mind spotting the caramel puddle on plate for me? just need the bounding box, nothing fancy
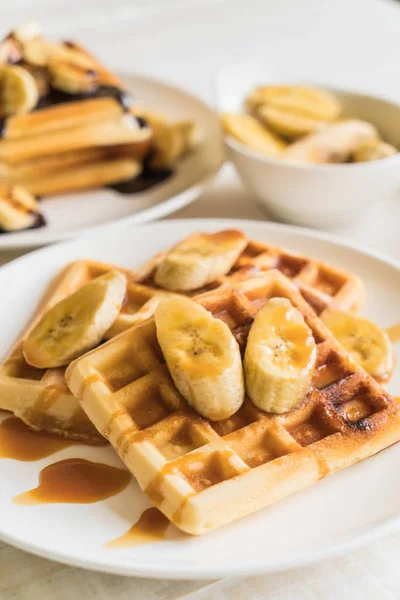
[13,458,131,505]
[105,507,170,549]
[386,323,400,343]
[0,417,74,461]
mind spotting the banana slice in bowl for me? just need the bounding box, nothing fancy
[244,297,317,414]
[221,113,286,157]
[155,296,245,421]
[320,309,394,380]
[154,230,247,291]
[23,270,127,368]
[246,85,341,122]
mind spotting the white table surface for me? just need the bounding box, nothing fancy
[1,1,400,598]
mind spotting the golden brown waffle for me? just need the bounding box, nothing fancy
[66,270,399,534]
[0,259,175,442]
[131,236,365,315]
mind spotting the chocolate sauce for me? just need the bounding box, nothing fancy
[35,85,134,113]
[0,118,7,139]
[0,212,46,234]
[108,165,173,194]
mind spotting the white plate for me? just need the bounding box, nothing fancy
[0,76,223,249]
[1,219,400,580]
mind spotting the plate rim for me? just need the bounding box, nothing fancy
[1,217,400,579]
[0,74,223,250]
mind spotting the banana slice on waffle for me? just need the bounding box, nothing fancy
[154,230,247,291]
[244,297,317,413]
[0,64,38,116]
[353,140,398,162]
[221,113,286,157]
[0,185,42,232]
[284,119,379,164]
[24,270,127,368]
[321,309,394,380]
[48,49,98,94]
[155,296,245,420]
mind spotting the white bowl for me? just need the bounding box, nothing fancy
[221,81,400,229]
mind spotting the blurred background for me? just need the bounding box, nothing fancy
[3,0,400,104]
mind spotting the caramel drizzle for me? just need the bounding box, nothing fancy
[104,507,169,549]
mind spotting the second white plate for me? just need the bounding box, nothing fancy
[0,76,223,249]
[0,219,399,579]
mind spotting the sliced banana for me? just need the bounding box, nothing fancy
[256,104,328,140]
[141,110,197,168]
[284,119,379,164]
[0,185,41,231]
[244,298,317,414]
[48,50,98,94]
[154,230,247,291]
[23,270,127,368]
[246,85,341,122]
[0,65,39,116]
[22,37,61,67]
[321,309,393,379]
[155,297,245,421]
[12,22,42,44]
[353,140,398,162]
[0,36,23,65]
[221,113,286,157]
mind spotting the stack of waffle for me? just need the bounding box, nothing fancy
[0,23,197,232]
[1,229,398,535]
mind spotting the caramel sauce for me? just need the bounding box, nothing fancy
[270,304,314,369]
[104,507,169,549]
[0,417,73,461]
[13,458,131,505]
[36,384,70,408]
[386,323,400,343]
[314,363,343,388]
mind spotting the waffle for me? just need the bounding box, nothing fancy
[0,259,175,442]
[131,236,365,315]
[0,26,198,208]
[66,270,399,534]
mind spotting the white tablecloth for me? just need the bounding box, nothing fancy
[1,1,400,598]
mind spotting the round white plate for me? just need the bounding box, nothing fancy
[0,76,223,249]
[1,219,400,579]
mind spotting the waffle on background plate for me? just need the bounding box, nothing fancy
[0,23,198,232]
[0,230,366,443]
[66,269,400,534]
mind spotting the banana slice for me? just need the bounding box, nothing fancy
[321,309,393,379]
[246,86,341,122]
[24,270,127,368]
[154,230,247,291]
[353,140,398,162]
[256,105,327,139]
[0,36,23,65]
[155,297,245,420]
[284,119,379,164]
[141,110,198,168]
[0,65,39,116]
[12,22,42,44]
[48,50,98,94]
[22,37,61,67]
[0,185,41,231]
[221,113,286,157]
[244,298,317,414]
